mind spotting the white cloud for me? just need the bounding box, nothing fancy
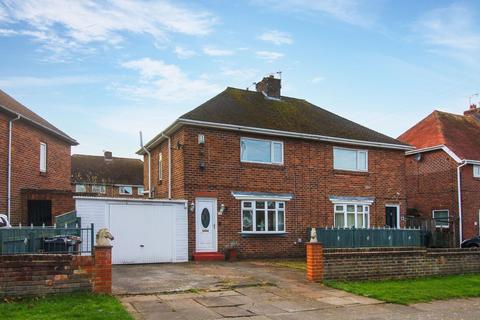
[203,46,235,56]
[174,46,196,59]
[221,68,259,82]
[0,0,216,58]
[258,30,293,45]
[256,50,284,61]
[415,4,480,51]
[251,0,374,27]
[118,57,221,102]
[312,76,325,83]
[0,75,103,88]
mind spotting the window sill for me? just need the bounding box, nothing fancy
[240,232,287,238]
[39,171,47,177]
[240,162,285,170]
[333,169,369,176]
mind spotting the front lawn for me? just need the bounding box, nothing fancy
[0,293,132,320]
[326,274,480,304]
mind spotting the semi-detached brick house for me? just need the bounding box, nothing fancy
[138,76,412,259]
[0,90,78,226]
[71,151,144,198]
[398,106,480,246]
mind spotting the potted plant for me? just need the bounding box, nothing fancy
[224,240,239,262]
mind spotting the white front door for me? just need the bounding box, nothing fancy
[195,198,217,252]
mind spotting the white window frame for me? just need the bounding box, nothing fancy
[333,203,370,228]
[119,186,133,195]
[432,209,449,228]
[333,147,368,172]
[75,184,86,193]
[138,187,144,195]
[474,165,480,178]
[40,142,47,173]
[158,153,163,181]
[91,185,106,194]
[385,204,401,229]
[241,200,286,234]
[240,137,284,165]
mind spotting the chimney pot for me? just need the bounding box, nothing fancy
[104,151,112,160]
[255,75,281,99]
[470,104,477,110]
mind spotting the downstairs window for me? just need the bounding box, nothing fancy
[241,200,285,233]
[334,204,370,228]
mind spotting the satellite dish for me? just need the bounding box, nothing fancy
[413,153,422,162]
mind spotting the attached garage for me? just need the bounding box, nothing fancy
[75,197,188,264]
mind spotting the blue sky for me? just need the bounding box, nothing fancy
[1,0,479,157]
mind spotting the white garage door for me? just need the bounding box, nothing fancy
[75,197,188,264]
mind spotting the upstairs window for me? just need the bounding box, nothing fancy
[119,186,133,195]
[240,138,283,165]
[91,185,106,194]
[158,153,163,181]
[75,184,86,193]
[40,142,47,172]
[333,147,368,172]
[474,165,480,178]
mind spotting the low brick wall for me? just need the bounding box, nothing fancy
[322,247,480,281]
[0,246,112,298]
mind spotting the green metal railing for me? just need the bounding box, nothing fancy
[309,227,426,248]
[0,224,94,255]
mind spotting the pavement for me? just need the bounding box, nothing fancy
[114,261,480,320]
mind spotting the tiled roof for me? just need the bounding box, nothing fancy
[398,110,480,160]
[71,154,144,186]
[180,87,408,147]
[0,89,78,145]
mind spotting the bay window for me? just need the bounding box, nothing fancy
[242,200,285,233]
[334,204,370,228]
[240,137,283,165]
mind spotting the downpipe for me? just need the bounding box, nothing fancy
[139,131,152,198]
[457,161,468,247]
[161,133,172,199]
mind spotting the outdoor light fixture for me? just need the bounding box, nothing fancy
[218,203,226,215]
[189,202,195,213]
[198,134,205,144]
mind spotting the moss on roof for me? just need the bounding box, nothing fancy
[180,87,407,146]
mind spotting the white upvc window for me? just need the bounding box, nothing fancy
[334,204,370,228]
[138,187,144,195]
[241,200,285,233]
[40,142,47,172]
[433,210,449,228]
[240,137,283,165]
[75,184,86,193]
[333,147,368,172]
[158,153,163,181]
[474,165,480,178]
[119,186,133,195]
[91,185,106,194]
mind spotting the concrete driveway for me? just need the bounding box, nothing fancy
[114,261,480,320]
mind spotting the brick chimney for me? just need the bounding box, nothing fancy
[464,104,480,121]
[104,151,113,161]
[256,75,281,99]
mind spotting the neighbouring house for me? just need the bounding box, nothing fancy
[398,105,480,245]
[138,76,412,259]
[0,90,78,226]
[72,152,144,197]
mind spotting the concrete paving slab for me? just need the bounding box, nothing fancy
[270,299,330,312]
[195,296,246,307]
[316,296,359,306]
[132,300,173,314]
[211,306,255,317]
[240,302,287,315]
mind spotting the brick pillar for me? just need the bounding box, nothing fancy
[93,246,112,294]
[306,242,323,282]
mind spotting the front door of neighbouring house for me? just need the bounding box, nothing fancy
[195,198,217,252]
[385,206,399,228]
[27,200,52,226]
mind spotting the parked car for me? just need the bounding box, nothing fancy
[461,236,480,248]
[0,214,11,228]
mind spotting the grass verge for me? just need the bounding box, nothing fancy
[0,293,132,320]
[325,274,480,304]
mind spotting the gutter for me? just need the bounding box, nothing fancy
[161,133,172,199]
[139,131,152,198]
[7,114,21,221]
[457,161,468,247]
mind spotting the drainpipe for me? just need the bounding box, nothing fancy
[7,114,21,221]
[457,161,468,247]
[139,131,152,198]
[161,133,172,199]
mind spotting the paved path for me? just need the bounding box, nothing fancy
[115,261,480,319]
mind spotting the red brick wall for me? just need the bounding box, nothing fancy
[0,113,73,225]
[405,150,480,243]
[147,125,407,258]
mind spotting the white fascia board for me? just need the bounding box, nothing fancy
[464,159,480,165]
[405,145,462,163]
[140,118,413,153]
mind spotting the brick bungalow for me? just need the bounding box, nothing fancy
[0,90,78,225]
[138,76,412,259]
[72,151,144,197]
[398,105,480,246]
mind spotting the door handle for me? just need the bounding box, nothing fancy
[140,244,144,248]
